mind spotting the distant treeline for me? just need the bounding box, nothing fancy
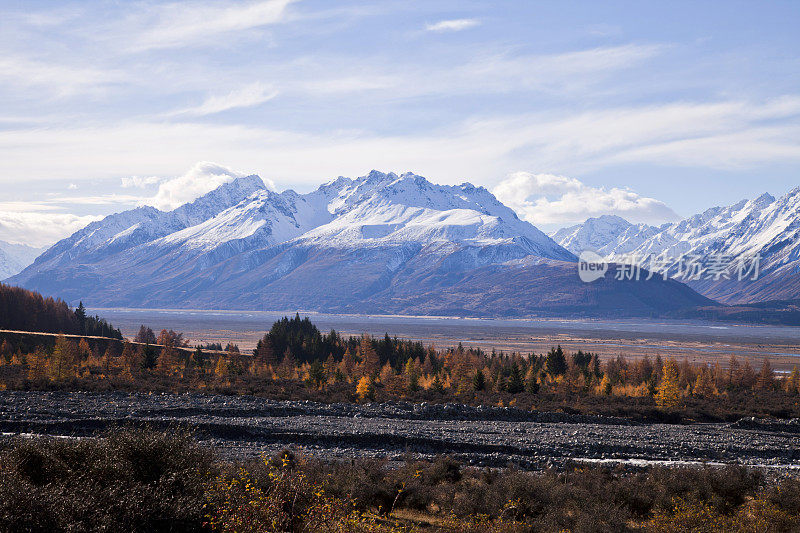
[0,283,122,339]
[254,313,428,366]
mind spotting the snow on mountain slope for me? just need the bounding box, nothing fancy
[33,174,267,266]
[9,169,590,312]
[556,188,800,303]
[551,215,661,257]
[153,188,332,253]
[293,171,574,262]
[0,241,43,280]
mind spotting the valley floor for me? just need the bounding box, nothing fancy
[94,308,800,372]
[1,391,797,473]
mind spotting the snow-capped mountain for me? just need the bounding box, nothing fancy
[9,170,712,316]
[551,215,661,257]
[36,174,265,266]
[0,241,43,280]
[553,189,800,303]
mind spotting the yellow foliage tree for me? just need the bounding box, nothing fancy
[356,376,373,401]
[600,373,613,395]
[77,338,92,361]
[356,335,380,379]
[786,367,800,394]
[693,367,716,398]
[27,350,48,381]
[50,334,77,381]
[214,356,228,378]
[656,359,681,409]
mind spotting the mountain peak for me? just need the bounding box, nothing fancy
[587,214,633,226]
[174,173,267,213]
[755,192,776,203]
[223,173,266,192]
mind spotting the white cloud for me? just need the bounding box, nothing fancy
[67,183,78,190]
[291,44,663,101]
[0,56,125,97]
[121,175,162,188]
[170,83,278,116]
[134,0,295,50]
[0,97,797,190]
[0,211,103,248]
[146,161,273,210]
[426,18,480,32]
[493,172,680,226]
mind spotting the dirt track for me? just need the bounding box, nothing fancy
[1,391,798,471]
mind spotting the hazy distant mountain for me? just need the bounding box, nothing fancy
[551,215,661,257]
[0,241,43,279]
[554,189,800,304]
[10,171,713,317]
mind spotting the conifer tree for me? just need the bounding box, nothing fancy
[656,359,681,408]
[786,367,800,394]
[121,341,138,373]
[139,344,158,370]
[214,356,228,378]
[404,358,420,392]
[0,340,11,364]
[693,367,716,398]
[431,373,444,393]
[356,376,373,401]
[77,338,91,361]
[472,369,486,391]
[307,360,326,389]
[507,363,524,394]
[756,358,774,390]
[192,347,206,372]
[278,348,297,379]
[75,302,87,334]
[134,325,156,345]
[50,334,77,381]
[357,334,380,379]
[525,366,539,394]
[546,345,567,377]
[27,349,48,381]
[600,373,613,395]
[727,355,741,388]
[102,344,115,375]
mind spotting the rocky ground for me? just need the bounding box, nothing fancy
[0,391,797,471]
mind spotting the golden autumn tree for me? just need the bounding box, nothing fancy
[404,358,420,392]
[656,359,681,409]
[600,373,613,395]
[786,367,800,394]
[27,349,48,381]
[77,338,92,361]
[101,344,115,376]
[356,375,374,401]
[49,334,77,381]
[356,335,380,379]
[214,356,228,379]
[120,341,138,372]
[693,366,716,398]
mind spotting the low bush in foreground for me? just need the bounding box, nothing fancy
[0,429,213,532]
[0,429,799,532]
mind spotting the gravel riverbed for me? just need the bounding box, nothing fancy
[0,391,797,471]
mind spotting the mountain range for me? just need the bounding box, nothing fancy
[0,241,43,279]
[552,188,800,304]
[7,171,712,317]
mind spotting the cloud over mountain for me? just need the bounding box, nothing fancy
[146,161,275,211]
[493,171,680,227]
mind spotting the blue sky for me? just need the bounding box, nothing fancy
[0,0,798,246]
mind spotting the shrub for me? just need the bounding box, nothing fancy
[0,428,214,532]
